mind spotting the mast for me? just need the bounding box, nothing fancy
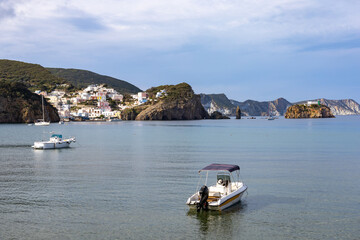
[42,95,45,121]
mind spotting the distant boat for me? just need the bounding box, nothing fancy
[33,134,76,149]
[34,95,50,126]
[59,120,64,124]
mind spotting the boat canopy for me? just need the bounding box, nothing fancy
[51,134,63,138]
[199,163,240,173]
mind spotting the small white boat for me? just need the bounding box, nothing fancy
[267,116,276,120]
[59,120,64,124]
[186,164,247,211]
[35,121,50,126]
[35,95,50,126]
[33,134,76,149]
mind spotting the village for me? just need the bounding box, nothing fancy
[35,84,167,121]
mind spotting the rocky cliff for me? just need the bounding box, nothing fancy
[231,98,292,116]
[122,83,209,120]
[285,104,334,118]
[200,93,235,115]
[0,81,60,123]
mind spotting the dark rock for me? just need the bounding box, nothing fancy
[209,111,230,119]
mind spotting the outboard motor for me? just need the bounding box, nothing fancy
[197,185,209,212]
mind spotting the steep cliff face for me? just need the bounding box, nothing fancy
[319,99,360,115]
[0,82,60,123]
[231,98,292,116]
[122,83,209,121]
[200,94,235,115]
[285,104,334,118]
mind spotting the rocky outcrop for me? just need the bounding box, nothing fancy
[209,111,230,119]
[122,83,209,121]
[0,81,60,123]
[285,104,334,118]
[236,106,241,119]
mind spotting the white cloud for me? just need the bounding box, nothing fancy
[1,0,360,55]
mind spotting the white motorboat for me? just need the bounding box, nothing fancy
[35,95,50,126]
[186,163,248,211]
[33,134,76,149]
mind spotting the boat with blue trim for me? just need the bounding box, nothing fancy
[33,134,76,149]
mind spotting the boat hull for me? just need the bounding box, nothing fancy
[33,139,74,149]
[187,184,247,211]
[34,122,50,126]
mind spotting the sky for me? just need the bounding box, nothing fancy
[1,0,359,102]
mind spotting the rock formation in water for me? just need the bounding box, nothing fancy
[236,106,241,119]
[121,83,209,120]
[0,81,60,123]
[285,104,334,118]
[209,111,230,119]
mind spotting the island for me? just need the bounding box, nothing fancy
[285,103,335,118]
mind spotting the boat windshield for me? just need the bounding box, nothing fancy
[51,134,63,138]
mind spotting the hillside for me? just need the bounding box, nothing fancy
[200,93,235,115]
[0,59,70,92]
[47,68,141,94]
[0,81,59,123]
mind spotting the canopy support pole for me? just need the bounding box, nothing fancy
[205,171,208,186]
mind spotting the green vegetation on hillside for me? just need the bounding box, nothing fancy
[0,60,72,92]
[47,68,141,94]
[0,81,36,99]
[147,82,194,101]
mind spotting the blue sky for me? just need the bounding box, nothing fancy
[1,0,359,102]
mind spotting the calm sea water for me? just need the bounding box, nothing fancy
[0,116,359,240]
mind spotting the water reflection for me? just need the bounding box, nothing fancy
[187,202,246,237]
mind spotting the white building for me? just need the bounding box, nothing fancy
[307,100,319,106]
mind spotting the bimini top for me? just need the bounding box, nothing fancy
[199,163,240,173]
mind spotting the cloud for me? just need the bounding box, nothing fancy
[1,0,360,55]
[0,0,16,20]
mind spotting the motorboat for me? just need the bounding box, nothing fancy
[35,95,50,126]
[33,134,76,149]
[59,120,64,124]
[186,163,248,211]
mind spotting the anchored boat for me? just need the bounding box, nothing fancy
[33,134,76,149]
[186,163,247,211]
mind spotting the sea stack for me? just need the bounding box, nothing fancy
[236,106,241,119]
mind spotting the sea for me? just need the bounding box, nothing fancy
[0,116,359,240]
